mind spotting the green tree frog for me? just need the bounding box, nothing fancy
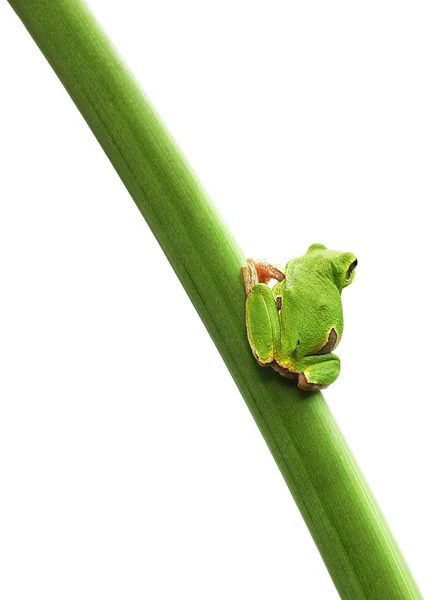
[242,244,357,391]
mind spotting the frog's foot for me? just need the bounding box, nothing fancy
[254,260,285,285]
[242,259,259,296]
[242,259,285,295]
[298,358,341,392]
[271,362,298,380]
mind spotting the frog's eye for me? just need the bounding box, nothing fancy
[345,258,358,281]
[276,296,282,311]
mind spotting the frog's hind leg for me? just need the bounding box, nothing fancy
[296,354,341,391]
[246,283,281,365]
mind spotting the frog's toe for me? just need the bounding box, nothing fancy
[242,259,259,295]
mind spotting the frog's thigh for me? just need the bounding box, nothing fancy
[246,284,280,365]
[295,354,341,391]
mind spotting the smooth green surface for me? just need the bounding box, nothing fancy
[244,244,356,390]
[6,1,422,598]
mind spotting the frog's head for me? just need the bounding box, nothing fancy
[307,243,358,291]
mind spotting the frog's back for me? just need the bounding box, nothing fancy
[281,261,343,357]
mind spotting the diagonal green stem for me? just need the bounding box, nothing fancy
[6,1,422,598]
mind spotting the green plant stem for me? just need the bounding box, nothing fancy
[6,1,422,598]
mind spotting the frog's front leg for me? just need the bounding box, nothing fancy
[245,283,281,365]
[254,260,285,285]
[291,353,341,391]
[242,258,285,295]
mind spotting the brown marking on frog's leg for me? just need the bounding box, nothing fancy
[255,261,286,284]
[242,258,259,296]
[298,372,328,392]
[316,328,338,355]
[271,361,299,380]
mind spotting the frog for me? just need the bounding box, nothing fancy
[241,243,357,391]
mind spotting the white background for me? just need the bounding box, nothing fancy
[0,1,431,598]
